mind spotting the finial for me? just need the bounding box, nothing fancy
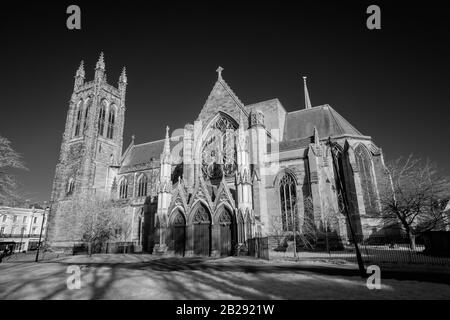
[76,60,85,78]
[216,66,224,80]
[96,52,105,70]
[119,67,127,84]
[131,134,135,143]
[303,75,312,109]
[165,126,170,139]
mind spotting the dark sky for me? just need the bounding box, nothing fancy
[1,1,449,203]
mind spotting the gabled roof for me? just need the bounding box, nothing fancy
[283,104,363,141]
[197,78,247,123]
[120,136,183,172]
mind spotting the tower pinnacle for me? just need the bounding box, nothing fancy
[96,52,105,70]
[76,60,85,78]
[303,76,312,109]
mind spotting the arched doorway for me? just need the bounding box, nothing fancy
[217,207,235,256]
[172,210,186,256]
[193,205,211,256]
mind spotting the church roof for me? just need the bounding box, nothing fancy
[120,136,183,172]
[283,104,363,141]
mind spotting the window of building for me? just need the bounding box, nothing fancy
[355,144,378,214]
[119,179,128,199]
[33,217,37,224]
[67,178,75,196]
[137,174,148,197]
[83,99,91,131]
[106,106,115,139]
[279,173,297,232]
[74,101,83,137]
[22,216,27,224]
[2,215,6,223]
[32,227,37,234]
[98,100,107,136]
[13,215,17,223]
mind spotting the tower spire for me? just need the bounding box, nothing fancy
[303,76,312,109]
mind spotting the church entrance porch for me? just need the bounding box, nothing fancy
[171,210,186,256]
[192,206,212,256]
[217,208,236,256]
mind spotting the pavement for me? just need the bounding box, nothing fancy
[1,253,449,300]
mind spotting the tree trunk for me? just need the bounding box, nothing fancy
[408,232,416,251]
[88,242,92,257]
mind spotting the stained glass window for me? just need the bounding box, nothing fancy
[279,173,297,232]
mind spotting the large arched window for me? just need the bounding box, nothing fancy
[106,105,115,139]
[83,99,92,132]
[279,173,297,232]
[137,174,148,197]
[119,178,128,199]
[73,101,83,137]
[201,114,238,181]
[98,100,107,136]
[355,145,378,214]
[67,178,75,196]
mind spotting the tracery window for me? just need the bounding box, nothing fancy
[83,99,91,132]
[355,145,378,214]
[74,101,82,137]
[279,173,297,232]
[106,105,115,139]
[98,100,107,136]
[137,174,148,197]
[119,178,128,199]
[201,115,237,180]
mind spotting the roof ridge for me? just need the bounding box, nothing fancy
[134,134,183,147]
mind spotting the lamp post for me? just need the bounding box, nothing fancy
[35,201,48,263]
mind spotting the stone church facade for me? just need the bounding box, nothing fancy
[46,54,390,256]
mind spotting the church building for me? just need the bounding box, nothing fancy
[46,53,390,256]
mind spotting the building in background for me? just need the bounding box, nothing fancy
[0,205,47,252]
[46,53,391,256]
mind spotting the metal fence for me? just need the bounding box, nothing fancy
[72,241,136,255]
[267,234,450,266]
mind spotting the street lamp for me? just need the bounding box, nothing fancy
[35,201,49,263]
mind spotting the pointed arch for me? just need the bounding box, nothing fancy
[107,104,116,139]
[66,178,75,196]
[354,143,378,214]
[73,100,83,137]
[98,99,108,136]
[83,98,92,132]
[197,112,239,181]
[119,177,128,199]
[137,173,148,197]
[276,170,298,232]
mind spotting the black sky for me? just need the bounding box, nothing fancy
[1,1,449,203]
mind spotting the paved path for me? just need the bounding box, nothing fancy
[1,254,449,299]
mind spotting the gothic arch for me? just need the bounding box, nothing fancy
[354,143,379,214]
[73,99,83,137]
[188,200,211,225]
[275,170,298,232]
[106,104,116,139]
[118,177,128,199]
[137,173,148,197]
[213,202,235,224]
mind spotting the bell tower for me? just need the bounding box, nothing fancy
[46,53,127,250]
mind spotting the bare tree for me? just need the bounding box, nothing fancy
[0,135,27,205]
[69,195,131,255]
[380,155,450,250]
